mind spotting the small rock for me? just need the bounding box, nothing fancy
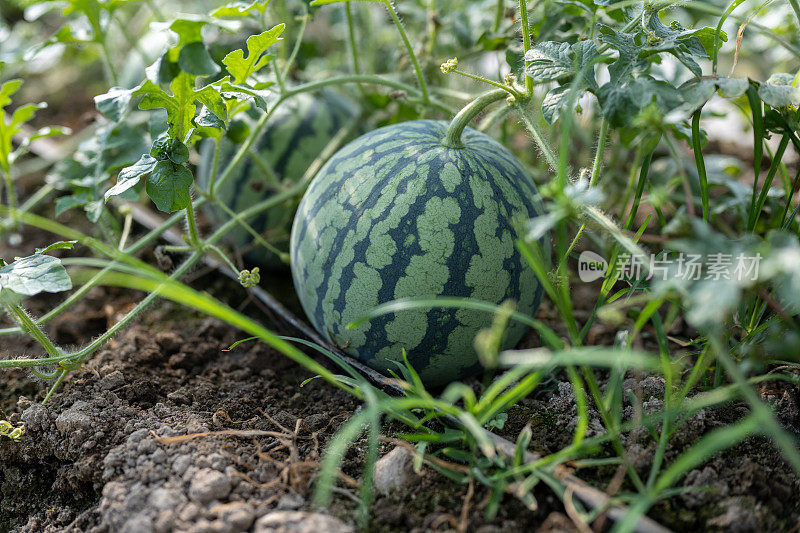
[189,468,231,503]
[172,454,192,476]
[254,511,353,533]
[148,486,186,511]
[99,370,125,390]
[373,446,418,495]
[214,501,255,531]
[167,389,192,405]
[275,492,304,510]
[54,401,93,434]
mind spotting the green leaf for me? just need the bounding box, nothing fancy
[94,86,132,122]
[0,79,22,109]
[35,241,78,254]
[0,80,46,172]
[217,76,273,111]
[178,42,221,76]
[758,73,800,108]
[212,0,270,17]
[105,154,157,201]
[131,72,227,138]
[541,86,571,124]
[597,25,645,85]
[524,41,573,82]
[150,134,190,164]
[0,255,72,297]
[596,84,636,126]
[146,161,193,212]
[55,192,92,217]
[196,106,225,128]
[691,26,727,57]
[222,24,285,84]
[645,16,706,77]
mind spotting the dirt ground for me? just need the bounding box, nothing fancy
[1,217,800,533]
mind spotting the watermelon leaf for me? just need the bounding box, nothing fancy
[178,42,221,77]
[222,24,285,84]
[146,161,194,212]
[105,154,157,201]
[0,255,72,297]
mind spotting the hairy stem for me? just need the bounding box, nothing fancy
[379,0,429,103]
[518,0,533,96]
[442,90,508,149]
[3,297,62,358]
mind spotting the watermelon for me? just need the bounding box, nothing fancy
[290,120,547,386]
[196,91,359,267]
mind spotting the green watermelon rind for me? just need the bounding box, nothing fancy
[290,119,547,386]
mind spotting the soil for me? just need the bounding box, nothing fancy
[1,207,800,533]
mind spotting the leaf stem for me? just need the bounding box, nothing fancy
[450,69,522,98]
[185,201,201,247]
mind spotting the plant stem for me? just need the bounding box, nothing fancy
[493,0,504,32]
[98,36,119,86]
[0,266,113,337]
[589,118,609,186]
[281,11,309,82]
[1,168,18,230]
[204,138,222,198]
[42,369,68,404]
[379,0,429,103]
[691,109,709,221]
[624,149,653,230]
[185,201,201,247]
[425,0,438,57]
[345,4,362,75]
[748,134,790,231]
[3,298,62,358]
[790,0,800,29]
[272,61,287,93]
[118,209,133,250]
[451,69,521,98]
[514,103,559,169]
[518,0,533,96]
[442,90,508,149]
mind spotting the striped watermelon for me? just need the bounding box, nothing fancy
[290,120,546,386]
[197,91,359,267]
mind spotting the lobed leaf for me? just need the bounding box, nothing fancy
[222,24,285,84]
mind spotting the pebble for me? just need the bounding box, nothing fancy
[189,469,232,503]
[373,446,418,495]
